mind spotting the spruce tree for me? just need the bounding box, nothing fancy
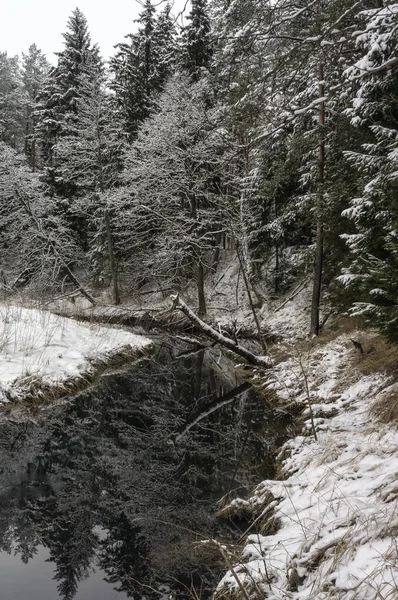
[110,0,177,139]
[21,44,50,170]
[0,53,25,150]
[54,68,125,303]
[152,3,177,91]
[181,0,212,81]
[35,8,101,196]
[212,0,379,329]
[110,0,156,139]
[338,3,398,339]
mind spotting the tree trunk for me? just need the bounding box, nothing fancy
[197,262,206,317]
[274,196,279,294]
[171,295,271,368]
[236,245,268,353]
[194,349,205,400]
[310,2,325,336]
[104,209,120,305]
[31,139,37,173]
[212,231,222,272]
[310,218,323,335]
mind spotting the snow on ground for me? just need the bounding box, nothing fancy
[207,256,312,341]
[0,304,153,403]
[49,254,313,346]
[216,332,398,600]
[260,282,311,341]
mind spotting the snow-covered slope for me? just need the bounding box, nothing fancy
[0,304,152,403]
[216,332,398,600]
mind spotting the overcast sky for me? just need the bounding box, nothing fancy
[2,0,187,63]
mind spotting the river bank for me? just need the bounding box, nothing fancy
[0,304,153,406]
[214,326,398,600]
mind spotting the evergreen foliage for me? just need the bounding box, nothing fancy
[338,3,398,339]
[54,68,125,300]
[0,53,25,150]
[35,8,102,196]
[110,0,177,139]
[21,44,50,169]
[181,0,213,80]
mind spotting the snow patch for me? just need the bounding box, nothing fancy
[0,304,152,402]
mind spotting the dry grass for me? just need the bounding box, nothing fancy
[355,334,398,377]
[271,316,366,364]
[370,381,398,427]
[216,490,276,523]
[258,514,281,536]
[215,500,252,521]
[314,316,367,346]
[213,576,267,600]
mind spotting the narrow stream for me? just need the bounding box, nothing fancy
[0,339,289,599]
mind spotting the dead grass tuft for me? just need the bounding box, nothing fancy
[370,382,398,427]
[213,580,266,600]
[258,515,281,536]
[215,500,252,521]
[355,334,398,377]
[271,317,366,372]
[315,315,367,345]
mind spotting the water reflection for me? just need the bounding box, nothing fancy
[0,342,285,599]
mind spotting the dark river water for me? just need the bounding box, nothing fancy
[0,339,288,600]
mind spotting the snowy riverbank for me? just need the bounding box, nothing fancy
[215,330,398,600]
[0,304,153,404]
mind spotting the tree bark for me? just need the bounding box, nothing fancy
[236,245,268,353]
[31,139,37,173]
[104,209,121,305]
[212,230,222,272]
[171,294,271,368]
[310,1,325,336]
[197,262,206,317]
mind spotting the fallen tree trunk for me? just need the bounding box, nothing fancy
[170,294,271,368]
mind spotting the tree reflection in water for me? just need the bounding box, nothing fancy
[0,341,292,599]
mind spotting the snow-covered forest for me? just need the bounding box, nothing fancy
[2,2,398,600]
[0,1,397,339]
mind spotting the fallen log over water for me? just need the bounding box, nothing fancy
[170,294,272,368]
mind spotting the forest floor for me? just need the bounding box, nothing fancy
[49,252,311,343]
[0,304,153,405]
